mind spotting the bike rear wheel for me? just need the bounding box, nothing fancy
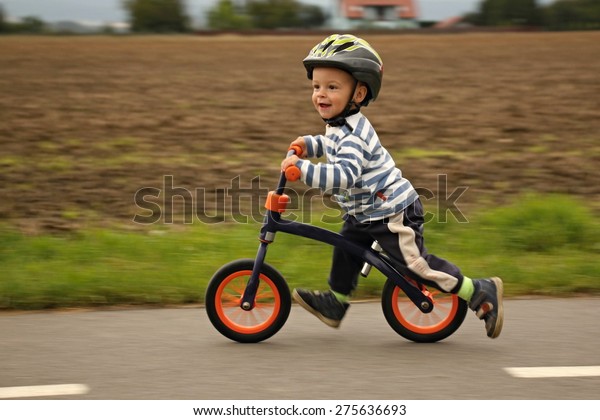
[381,278,468,343]
[206,259,291,343]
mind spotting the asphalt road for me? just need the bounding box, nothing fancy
[1,298,599,400]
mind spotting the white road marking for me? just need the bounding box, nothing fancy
[505,366,600,379]
[0,384,89,399]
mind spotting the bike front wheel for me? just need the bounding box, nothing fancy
[205,259,291,343]
[381,278,468,343]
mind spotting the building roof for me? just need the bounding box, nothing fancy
[341,0,418,20]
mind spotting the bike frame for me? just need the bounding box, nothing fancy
[240,162,435,315]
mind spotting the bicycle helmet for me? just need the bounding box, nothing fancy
[303,34,383,106]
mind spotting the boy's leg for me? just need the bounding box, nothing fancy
[370,199,504,338]
[293,216,372,328]
[371,199,464,293]
[328,216,374,295]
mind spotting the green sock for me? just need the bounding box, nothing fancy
[331,290,350,304]
[456,276,475,301]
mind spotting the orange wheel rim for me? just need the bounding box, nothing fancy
[392,286,459,334]
[215,270,281,334]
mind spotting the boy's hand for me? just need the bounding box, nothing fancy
[289,137,307,158]
[281,155,299,172]
[281,136,306,172]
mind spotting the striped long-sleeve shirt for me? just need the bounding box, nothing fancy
[295,112,418,222]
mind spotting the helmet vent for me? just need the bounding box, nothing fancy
[335,42,354,53]
[321,39,335,51]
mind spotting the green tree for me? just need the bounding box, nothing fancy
[472,0,541,26]
[20,16,46,33]
[247,0,325,29]
[297,4,326,28]
[207,0,325,30]
[543,0,600,30]
[506,0,541,25]
[122,0,190,33]
[207,0,252,30]
[247,0,299,29]
[4,15,47,33]
[0,4,6,33]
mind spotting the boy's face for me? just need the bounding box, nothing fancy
[311,67,366,121]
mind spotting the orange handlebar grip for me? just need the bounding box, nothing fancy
[289,145,303,156]
[285,166,301,182]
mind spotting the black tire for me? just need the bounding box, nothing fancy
[381,278,468,343]
[205,259,291,343]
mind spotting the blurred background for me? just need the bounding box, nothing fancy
[1,0,598,33]
[0,0,599,310]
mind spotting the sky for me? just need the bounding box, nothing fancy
[0,0,539,24]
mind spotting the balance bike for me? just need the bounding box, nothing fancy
[206,147,468,343]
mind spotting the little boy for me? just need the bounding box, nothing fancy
[281,34,503,338]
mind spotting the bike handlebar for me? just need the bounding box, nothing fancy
[284,145,302,181]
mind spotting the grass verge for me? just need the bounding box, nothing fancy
[0,194,598,310]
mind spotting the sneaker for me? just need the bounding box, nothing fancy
[469,277,504,339]
[293,289,349,328]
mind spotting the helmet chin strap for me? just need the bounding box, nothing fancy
[323,80,361,127]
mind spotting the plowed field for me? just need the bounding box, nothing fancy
[1,32,598,232]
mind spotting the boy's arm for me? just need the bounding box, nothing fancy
[281,134,324,173]
[302,135,324,158]
[296,136,365,193]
